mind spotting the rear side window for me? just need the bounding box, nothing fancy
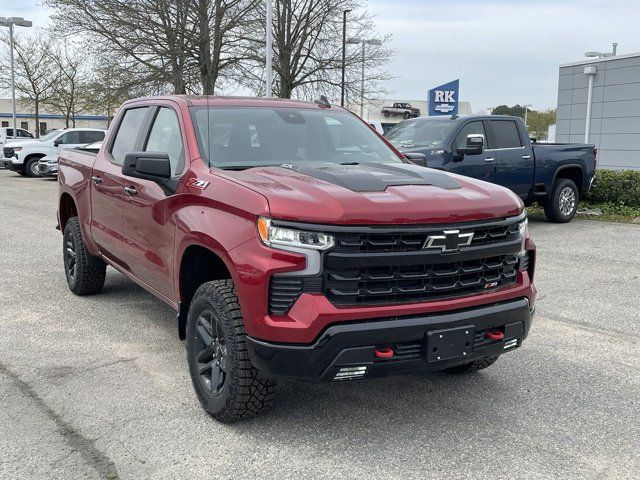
[110,107,149,164]
[57,131,81,144]
[144,107,184,175]
[81,131,105,144]
[490,120,522,148]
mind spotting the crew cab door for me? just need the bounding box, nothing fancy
[90,107,149,263]
[450,120,496,183]
[486,119,535,199]
[120,105,186,300]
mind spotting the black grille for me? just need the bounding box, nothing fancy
[324,255,518,306]
[3,147,15,158]
[332,223,520,253]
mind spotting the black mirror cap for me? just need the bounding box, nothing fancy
[53,139,61,147]
[404,152,427,167]
[122,151,172,181]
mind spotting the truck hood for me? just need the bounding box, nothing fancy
[3,139,42,148]
[218,162,523,224]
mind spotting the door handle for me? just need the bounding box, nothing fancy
[522,155,532,159]
[484,157,495,162]
[91,175,102,185]
[124,186,137,196]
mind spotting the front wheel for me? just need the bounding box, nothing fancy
[186,280,276,423]
[544,178,579,223]
[403,112,411,119]
[63,217,106,295]
[24,157,42,178]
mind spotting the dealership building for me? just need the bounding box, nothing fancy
[0,99,108,136]
[556,52,640,170]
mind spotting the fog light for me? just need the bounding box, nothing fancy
[333,366,367,380]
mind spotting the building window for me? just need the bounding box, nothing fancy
[1,121,8,127]
[39,122,47,135]
[21,121,29,131]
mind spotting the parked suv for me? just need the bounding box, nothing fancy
[57,96,536,422]
[3,127,106,177]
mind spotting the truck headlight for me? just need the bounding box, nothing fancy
[518,215,529,258]
[257,217,334,251]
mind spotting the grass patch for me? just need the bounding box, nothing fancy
[527,202,640,224]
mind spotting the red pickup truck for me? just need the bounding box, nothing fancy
[57,95,536,422]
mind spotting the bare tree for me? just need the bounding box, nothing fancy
[0,32,56,137]
[43,42,88,127]
[47,0,261,95]
[240,0,393,101]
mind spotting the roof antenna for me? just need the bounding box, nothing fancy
[315,95,331,108]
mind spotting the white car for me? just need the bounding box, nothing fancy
[37,141,103,177]
[3,127,106,177]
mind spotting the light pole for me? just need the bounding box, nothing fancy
[265,0,273,97]
[340,10,351,107]
[523,104,532,131]
[348,38,382,117]
[0,17,32,137]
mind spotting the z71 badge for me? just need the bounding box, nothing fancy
[186,178,210,190]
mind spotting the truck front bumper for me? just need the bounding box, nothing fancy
[248,297,533,382]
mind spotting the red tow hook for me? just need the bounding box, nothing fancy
[374,347,394,359]
[485,331,505,341]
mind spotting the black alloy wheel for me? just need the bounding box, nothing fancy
[193,310,227,396]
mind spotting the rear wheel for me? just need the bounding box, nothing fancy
[63,217,106,295]
[24,157,42,178]
[444,355,499,374]
[403,112,411,119]
[186,280,276,423]
[544,178,579,223]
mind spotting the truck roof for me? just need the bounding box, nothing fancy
[410,114,519,122]
[121,95,340,111]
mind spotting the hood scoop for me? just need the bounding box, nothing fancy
[281,162,461,192]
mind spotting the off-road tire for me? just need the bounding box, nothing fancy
[444,355,499,374]
[403,112,411,119]
[24,157,42,178]
[383,111,390,118]
[63,216,106,295]
[544,178,579,223]
[186,280,276,423]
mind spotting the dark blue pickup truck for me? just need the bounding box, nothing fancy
[384,115,597,222]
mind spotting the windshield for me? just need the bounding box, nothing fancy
[39,130,63,142]
[190,106,402,169]
[385,120,456,148]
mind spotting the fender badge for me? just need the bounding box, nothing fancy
[187,178,209,190]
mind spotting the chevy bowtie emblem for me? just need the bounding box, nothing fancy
[424,230,474,252]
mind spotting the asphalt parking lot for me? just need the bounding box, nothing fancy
[0,169,639,480]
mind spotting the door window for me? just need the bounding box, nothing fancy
[490,120,522,148]
[57,131,81,144]
[110,107,149,164]
[454,122,486,151]
[144,107,184,175]
[80,130,105,143]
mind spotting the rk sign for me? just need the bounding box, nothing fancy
[428,79,459,116]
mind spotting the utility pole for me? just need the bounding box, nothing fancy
[265,0,273,97]
[341,10,351,107]
[0,17,33,137]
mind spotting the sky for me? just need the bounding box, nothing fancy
[2,0,640,112]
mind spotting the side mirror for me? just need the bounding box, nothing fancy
[404,152,427,167]
[456,134,484,158]
[53,139,62,147]
[123,151,171,182]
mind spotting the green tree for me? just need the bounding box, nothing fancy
[526,108,556,141]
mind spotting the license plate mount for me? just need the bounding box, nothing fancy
[426,325,475,362]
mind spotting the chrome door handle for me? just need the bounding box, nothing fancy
[484,157,495,162]
[124,186,137,196]
[522,155,532,159]
[91,175,102,185]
